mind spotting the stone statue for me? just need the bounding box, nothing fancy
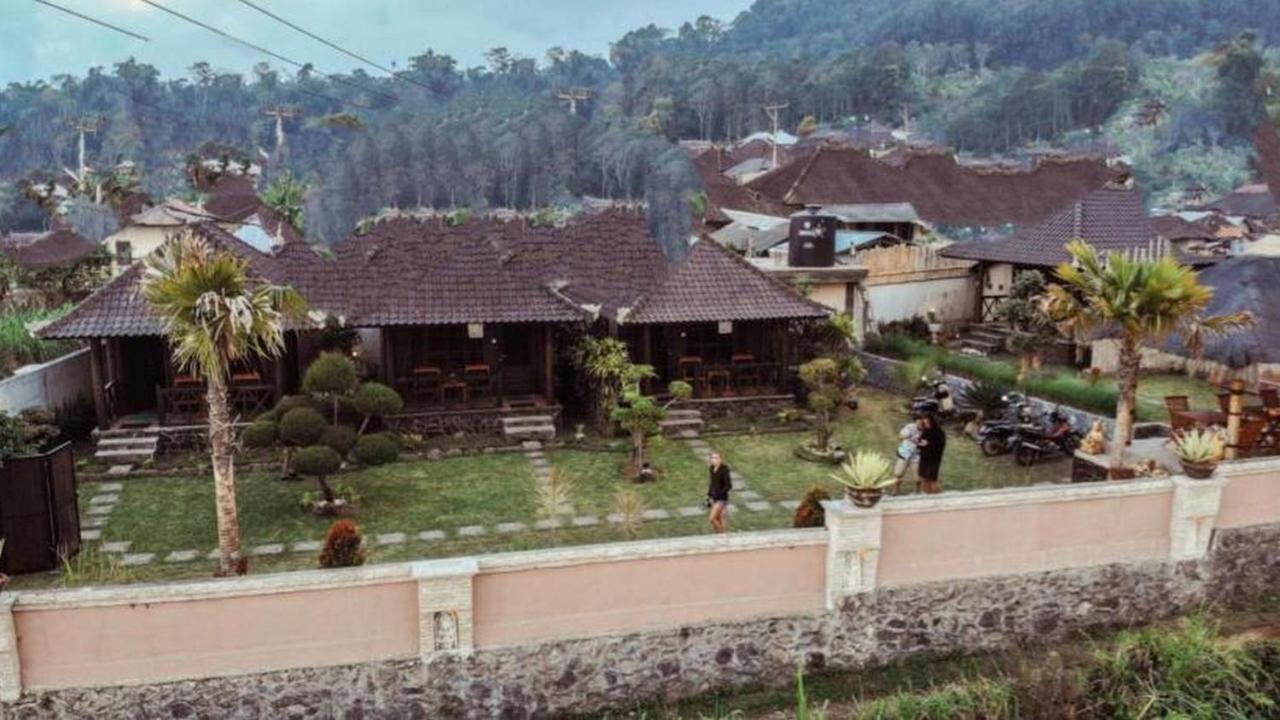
[433,611,459,652]
[1080,420,1106,455]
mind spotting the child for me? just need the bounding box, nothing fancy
[892,414,923,494]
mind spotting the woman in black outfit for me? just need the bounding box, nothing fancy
[916,414,947,494]
[707,451,732,533]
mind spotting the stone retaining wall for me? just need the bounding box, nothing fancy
[7,522,1276,720]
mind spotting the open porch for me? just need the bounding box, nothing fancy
[620,320,792,399]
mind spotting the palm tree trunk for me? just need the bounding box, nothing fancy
[206,374,245,575]
[1110,338,1141,471]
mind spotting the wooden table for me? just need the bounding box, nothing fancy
[1173,410,1227,428]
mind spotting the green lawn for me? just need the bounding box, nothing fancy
[1133,373,1222,422]
[547,439,709,515]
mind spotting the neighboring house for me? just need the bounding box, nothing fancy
[40,208,828,433]
[746,144,1122,228]
[853,243,976,329]
[1194,118,1280,221]
[0,227,98,270]
[691,148,791,229]
[0,226,106,306]
[940,184,1221,320]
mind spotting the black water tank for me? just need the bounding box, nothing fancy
[788,206,837,267]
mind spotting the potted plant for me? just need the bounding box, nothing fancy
[830,450,897,508]
[1171,427,1225,479]
[926,308,943,343]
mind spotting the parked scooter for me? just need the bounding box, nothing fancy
[1009,409,1082,466]
[910,372,955,418]
[975,392,1040,456]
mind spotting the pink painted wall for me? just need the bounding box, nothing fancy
[16,582,419,690]
[1219,468,1280,529]
[877,491,1173,587]
[473,544,826,648]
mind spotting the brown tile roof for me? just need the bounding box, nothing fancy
[1253,117,1280,211]
[41,208,826,338]
[940,187,1222,268]
[623,237,829,324]
[692,148,791,225]
[0,227,99,269]
[748,145,1120,227]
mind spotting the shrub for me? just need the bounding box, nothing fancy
[851,679,1019,719]
[273,394,320,417]
[321,424,356,454]
[241,420,278,448]
[960,380,1011,417]
[278,406,327,447]
[799,358,843,452]
[303,352,359,422]
[53,394,97,440]
[318,519,366,568]
[611,489,647,538]
[352,382,404,433]
[294,445,343,505]
[354,432,399,466]
[874,314,930,340]
[793,485,831,528]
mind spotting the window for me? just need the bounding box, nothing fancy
[115,241,133,266]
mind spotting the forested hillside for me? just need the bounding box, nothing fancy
[2,0,1279,244]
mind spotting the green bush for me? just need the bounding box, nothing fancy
[320,424,356,454]
[303,352,359,397]
[960,380,1012,417]
[354,432,399,466]
[240,420,278,448]
[272,394,319,417]
[278,407,327,447]
[0,305,80,375]
[294,445,342,477]
[852,679,1018,719]
[353,382,404,422]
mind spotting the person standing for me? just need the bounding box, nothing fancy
[916,413,947,494]
[707,451,732,533]
[892,414,924,494]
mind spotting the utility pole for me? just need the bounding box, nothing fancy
[557,88,592,116]
[264,106,298,154]
[762,102,788,169]
[68,116,103,181]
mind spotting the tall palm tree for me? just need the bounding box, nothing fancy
[1046,239,1251,469]
[142,232,305,575]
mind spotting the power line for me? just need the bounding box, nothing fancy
[231,0,432,92]
[136,0,397,105]
[32,0,150,42]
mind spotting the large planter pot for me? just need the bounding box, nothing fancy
[794,443,847,464]
[1180,460,1218,480]
[844,486,884,509]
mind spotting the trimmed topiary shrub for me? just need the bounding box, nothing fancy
[354,432,399,466]
[319,519,366,568]
[241,420,278,449]
[278,407,327,447]
[294,444,345,511]
[273,394,320,417]
[352,382,404,433]
[320,424,356,454]
[303,352,359,423]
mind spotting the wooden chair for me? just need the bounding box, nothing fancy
[1234,416,1270,457]
[411,366,442,405]
[464,364,492,403]
[732,354,761,394]
[704,368,732,397]
[677,356,703,390]
[1165,396,1192,432]
[1260,386,1280,414]
[1217,392,1232,414]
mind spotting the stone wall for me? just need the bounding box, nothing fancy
[8,522,1276,720]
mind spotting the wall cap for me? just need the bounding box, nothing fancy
[410,557,478,580]
[878,477,1173,515]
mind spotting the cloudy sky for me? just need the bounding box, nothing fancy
[4,0,752,84]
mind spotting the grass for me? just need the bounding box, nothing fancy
[14,388,1071,588]
[867,332,1221,422]
[0,304,79,376]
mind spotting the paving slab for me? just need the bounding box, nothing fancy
[572,515,600,527]
[81,516,107,528]
[80,529,101,541]
[376,532,407,546]
[520,440,542,450]
[100,541,131,553]
[641,508,670,520]
[605,513,624,524]
[457,525,486,537]
[251,543,285,556]
[86,505,114,516]
[164,550,200,563]
[97,482,124,492]
[90,494,119,505]
[738,490,762,501]
[496,521,527,534]
[292,540,322,553]
[778,500,801,511]
[106,465,134,476]
[534,518,563,530]
[121,553,154,566]
[745,500,773,512]
[524,450,545,460]
[678,506,706,517]
[417,530,446,542]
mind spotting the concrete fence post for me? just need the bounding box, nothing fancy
[0,595,20,701]
[1168,475,1227,561]
[822,499,884,610]
[411,558,479,659]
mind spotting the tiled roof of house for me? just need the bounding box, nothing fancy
[41,208,824,338]
[1253,117,1280,211]
[692,148,791,225]
[0,227,98,269]
[747,145,1120,227]
[1164,255,1280,366]
[939,186,1220,268]
[623,237,829,324]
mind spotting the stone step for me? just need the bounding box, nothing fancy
[961,338,1000,352]
[96,436,159,448]
[664,409,703,420]
[501,415,555,428]
[504,424,556,441]
[659,416,705,431]
[93,427,161,439]
[94,448,156,461]
[968,329,1008,344]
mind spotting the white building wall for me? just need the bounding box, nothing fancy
[0,348,92,414]
[867,276,977,326]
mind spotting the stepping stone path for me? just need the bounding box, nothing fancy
[100,541,131,554]
[457,525,486,537]
[252,544,285,556]
[121,553,154,566]
[293,540,322,553]
[641,508,670,520]
[778,500,801,511]
[90,494,119,505]
[81,529,101,541]
[416,530,445,542]
[106,465,133,476]
[524,448,574,516]
[571,515,599,527]
[164,550,199,563]
[678,506,706,518]
[745,501,773,512]
[534,518,562,530]
[376,532,406,546]
[496,522,526,534]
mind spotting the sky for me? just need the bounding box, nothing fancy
[2,0,753,84]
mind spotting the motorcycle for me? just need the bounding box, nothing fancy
[910,373,955,418]
[975,392,1040,457]
[1009,410,1082,466]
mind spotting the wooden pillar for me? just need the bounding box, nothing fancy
[641,326,652,366]
[88,338,110,431]
[542,325,554,402]
[380,327,394,385]
[1225,377,1245,460]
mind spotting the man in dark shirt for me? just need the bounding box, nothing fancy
[707,451,732,534]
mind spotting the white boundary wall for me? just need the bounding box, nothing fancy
[0,348,91,414]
